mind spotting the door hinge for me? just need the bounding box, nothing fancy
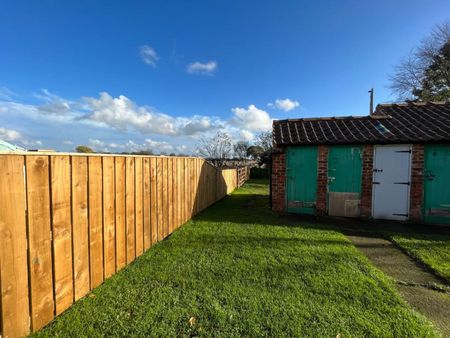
[394,182,410,185]
[372,182,380,185]
[373,169,383,172]
[395,150,411,153]
[392,213,409,217]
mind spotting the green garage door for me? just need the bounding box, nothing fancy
[286,146,318,214]
[424,144,450,224]
[327,145,363,217]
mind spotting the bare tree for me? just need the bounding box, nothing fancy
[233,140,250,159]
[197,131,233,166]
[256,131,273,153]
[389,20,450,101]
[253,131,273,167]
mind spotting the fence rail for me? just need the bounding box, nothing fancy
[0,153,244,338]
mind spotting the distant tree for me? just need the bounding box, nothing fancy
[75,145,94,153]
[197,131,232,167]
[247,145,264,160]
[256,131,272,153]
[390,21,450,101]
[234,140,250,159]
[131,150,154,155]
[249,131,273,167]
[416,40,450,101]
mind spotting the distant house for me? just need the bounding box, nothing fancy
[0,139,25,152]
[271,101,450,225]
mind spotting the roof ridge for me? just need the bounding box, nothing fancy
[377,100,450,108]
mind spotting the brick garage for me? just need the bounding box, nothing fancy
[271,102,450,224]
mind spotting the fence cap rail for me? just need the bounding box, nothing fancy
[0,151,202,159]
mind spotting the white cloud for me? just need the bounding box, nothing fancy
[186,61,217,75]
[89,138,105,148]
[139,45,159,67]
[0,127,42,147]
[268,98,299,112]
[63,140,73,145]
[0,127,22,141]
[230,104,272,131]
[84,92,178,135]
[180,116,217,135]
[239,130,255,141]
[144,138,173,152]
[0,87,15,100]
[35,89,74,115]
[22,139,42,147]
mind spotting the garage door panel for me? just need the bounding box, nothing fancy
[373,145,411,220]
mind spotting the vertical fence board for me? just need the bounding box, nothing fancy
[143,158,151,250]
[71,156,90,301]
[156,158,163,241]
[50,156,73,315]
[26,156,55,331]
[168,158,173,234]
[191,159,196,217]
[135,158,143,256]
[102,157,115,278]
[150,158,157,245]
[182,159,186,223]
[88,157,103,289]
[163,158,169,238]
[0,155,30,337]
[126,157,136,263]
[176,159,181,229]
[115,157,126,270]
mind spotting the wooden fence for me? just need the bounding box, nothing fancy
[0,153,242,338]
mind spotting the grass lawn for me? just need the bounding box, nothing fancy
[32,180,438,337]
[391,233,450,283]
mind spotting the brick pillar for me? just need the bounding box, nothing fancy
[271,148,286,212]
[360,145,374,218]
[316,145,329,215]
[410,144,424,222]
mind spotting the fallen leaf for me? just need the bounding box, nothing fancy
[189,316,197,327]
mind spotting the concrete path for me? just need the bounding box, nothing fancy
[346,233,450,337]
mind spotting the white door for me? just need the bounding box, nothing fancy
[372,145,411,220]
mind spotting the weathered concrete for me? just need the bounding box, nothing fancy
[346,234,450,337]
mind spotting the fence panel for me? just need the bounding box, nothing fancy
[135,157,144,257]
[50,155,73,315]
[88,156,103,289]
[0,155,30,337]
[72,156,90,300]
[143,158,151,250]
[0,153,243,338]
[125,157,136,264]
[115,157,126,271]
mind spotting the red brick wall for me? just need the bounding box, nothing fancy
[271,149,286,212]
[316,145,329,215]
[410,144,424,222]
[360,145,374,218]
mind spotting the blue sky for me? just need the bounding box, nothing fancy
[1,1,449,153]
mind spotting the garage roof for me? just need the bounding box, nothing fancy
[273,101,450,146]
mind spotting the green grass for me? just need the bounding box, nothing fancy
[32,180,437,337]
[391,234,450,283]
